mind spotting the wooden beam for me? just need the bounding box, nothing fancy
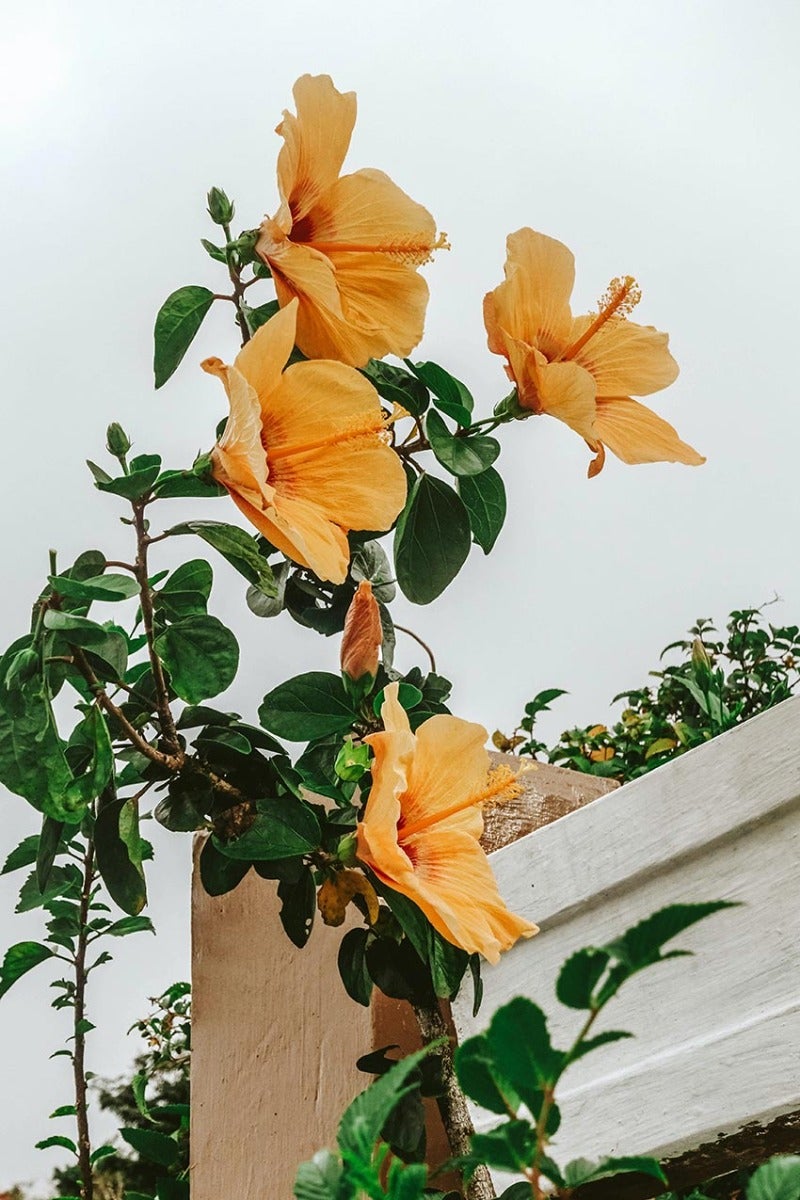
[453,696,800,1195]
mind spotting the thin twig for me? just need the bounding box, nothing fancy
[394,624,437,673]
[103,560,137,573]
[73,839,96,1200]
[70,647,180,771]
[131,501,183,760]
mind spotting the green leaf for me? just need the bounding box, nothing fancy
[606,901,737,969]
[90,1145,118,1165]
[748,1156,800,1200]
[94,796,147,915]
[215,798,321,861]
[168,520,276,595]
[428,928,469,1000]
[366,938,431,1004]
[294,1149,344,1200]
[487,998,564,1109]
[455,1035,518,1115]
[155,614,239,704]
[2,835,40,875]
[338,1043,435,1164]
[156,1181,190,1200]
[243,299,280,334]
[405,360,473,426]
[470,1120,536,1173]
[360,359,430,418]
[199,837,250,896]
[120,1126,179,1167]
[154,774,211,832]
[338,928,373,1007]
[153,285,215,388]
[49,573,139,603]
[497,1186,535,1200]
[15,865,81,913]
[426,410,500,477]
[385,1159,428,1200]
[259,672,356,741]
[569,1029,633,1063]
[278,867,316,948]
[50,1104,78,1118]
[0,941,54,999]
[394,474,471,605]
[563,1155,668,1188]
[95,454,162,501]
[372,682,423,717]
[155,559,213,621]
[556,947,611,1010]
[62,706,113,816]
[458,468,507,554]
[0,666,74,818]
[37,818,66,892]
[152,468,226,499]
[44,611,128,681]
[105,915,155,937]
[35,1134,78,1155]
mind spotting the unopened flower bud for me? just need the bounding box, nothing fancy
[206,186,235,226]
[341,580,381,686]
[105,422,131,458]
[334,737,371,782]
[691,637,711,673]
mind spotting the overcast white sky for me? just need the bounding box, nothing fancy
[2,0,799,1188]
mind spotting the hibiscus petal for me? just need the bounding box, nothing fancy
[264,358,385,448]
[226,487,352,584]
[592,396,706,467]
[571,316,680,397]
[276,74,357,222]
[399,714,490,836]
[401,829,538,964]
[202,358,271,500]
[321,250,431,366]
[488,228,575,357]
[233,299,298,408]
[536,358,597,436]
[294,168,438,264]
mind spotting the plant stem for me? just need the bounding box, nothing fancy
[222,221,252,345]
[131,500,183,760]
[73,839,96,1200]
[394,624,437,673]
[411,1000,496,1200]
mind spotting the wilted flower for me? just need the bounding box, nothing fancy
[202,299,406,584]
[484,228,705,477]
[256,74,447,367]
[341,580,382,685]
[356,683,538,964]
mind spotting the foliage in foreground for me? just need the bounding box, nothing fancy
[295,901,736,1200]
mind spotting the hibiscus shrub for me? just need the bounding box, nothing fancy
[0,71,710,1200]
[497,606,800,782]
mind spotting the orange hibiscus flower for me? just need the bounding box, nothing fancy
[202,299,406,585]
[255,74,447,367]
[356,683,538,964]
[484,228,705,477]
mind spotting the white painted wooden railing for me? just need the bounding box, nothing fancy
[453,695,800,1188]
